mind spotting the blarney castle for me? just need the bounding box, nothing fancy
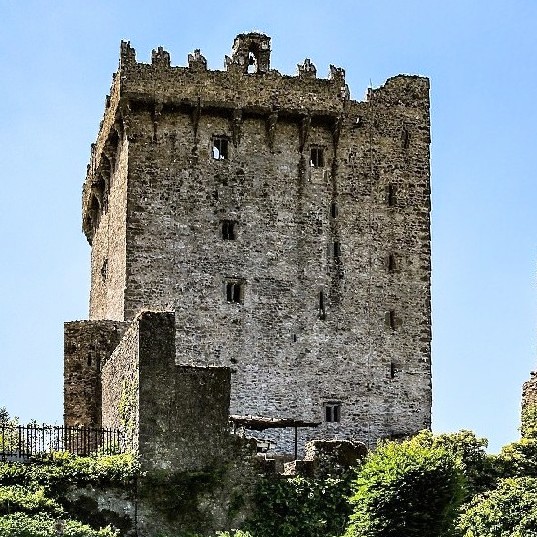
[64,32,432,470]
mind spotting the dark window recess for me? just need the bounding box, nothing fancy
[212,137,229,160]
[331,202,338,218]
[402,127,411,149]
[226,282,243,304]
[310,146,324,168]
[333,242,341,258]
[319,290,326,320]
[325,402,341,423]
[385,310,396,330]
[100,259,108,281]
[222,220,236,240]
[386,184,397,207]
[87,354,92,367]
[387,254,396,272]
[389,362,396,379]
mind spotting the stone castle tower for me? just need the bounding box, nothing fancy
[64,33,432,455]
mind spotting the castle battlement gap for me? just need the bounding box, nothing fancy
[69,32,432,456]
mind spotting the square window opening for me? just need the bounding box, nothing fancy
[324,402,341,423]
[222,220,237,240]
[310,146,324,168]
[212,137,229,160]
[226,281,243,304]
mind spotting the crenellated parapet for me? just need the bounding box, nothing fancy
[82,33,430,246]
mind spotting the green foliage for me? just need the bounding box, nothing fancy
[0,452,138,489]
[346,436,466,537]
[246,471,354,537]
[521,404,537,439]
[216,530,253,537]
[412,430,497,495]
[495,437,537,479]
[0,486,63,516]
[0,453,138,536]
[0,512,118,536]
[457,477,537,537]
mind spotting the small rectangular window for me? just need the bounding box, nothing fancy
[333,242,341,258]
[310,146,324,168]
[222,220,236,240]
[402,127,410,149]
[212,137,229,160]
[319,290,326,320]
[324,402,341,423]
[226,281,243,304]
[385,310,396,330]
[386,184,396,207]
[331,202,338,218]
[386,254,396,272]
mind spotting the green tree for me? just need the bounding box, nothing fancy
[345,436,465,537]
[457,477,537,537]
[412,430,497,495]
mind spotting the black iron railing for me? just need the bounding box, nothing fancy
[0,424,127,461]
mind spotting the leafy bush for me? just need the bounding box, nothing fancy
[345,436,465,537]
[521,404,537,440]
[0,512,118,536]
[495,438,537,479]
[216,530,253,537]
[0,452,138,490]
[457,477,537,536]
[0,453,137,536]
[0,486,63,516]
[412,429,497,495]
[246,472,354,537]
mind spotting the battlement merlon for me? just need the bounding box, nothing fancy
[82,34,430,242]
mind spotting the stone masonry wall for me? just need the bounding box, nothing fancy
[64,320,126,427]
[100,316,140,451]
[77,34,431,454]
[136,311,232,473]
[522,372,537,410]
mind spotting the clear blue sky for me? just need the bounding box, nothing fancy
[0,0,535,453]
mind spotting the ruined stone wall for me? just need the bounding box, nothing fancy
[522,372,537,409]
[136,311,232,473]
[81,34,431,453]
[64,320,127,427]
[100,317,140,451]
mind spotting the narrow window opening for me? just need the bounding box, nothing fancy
[387,184,397,207]
[333,242,341,258]
[247,51,258,73]
[101,259,108,281]
[310,146,324,168]
[292,334,297,343]
[331,202,338,218]
[402,127,410,149]
[385,310,396,330]
[87,354,92,367]
[212,137,229,160]
[226,281,243,304]
[387,254,396,273]
[222,220,236,240]
[319,290,326,320]
[324,402,341,423]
